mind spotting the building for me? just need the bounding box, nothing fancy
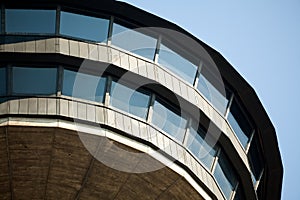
[0,0,283,199]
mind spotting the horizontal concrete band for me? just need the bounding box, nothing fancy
[0,97,232,200]
[0,38,249,170]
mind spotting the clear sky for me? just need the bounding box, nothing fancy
[119,0,300,199]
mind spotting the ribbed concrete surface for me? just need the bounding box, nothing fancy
[0,126,204,200]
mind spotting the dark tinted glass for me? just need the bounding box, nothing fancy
[213,152,238,199]
[6,9,56,33]
[186,126,217,169]
[0,68,6,95]
[248,136,264,183]
[152,97,187,142]
[60,12,109,42]
[110,80,150,119]
[158,44,197,84]
[111,23,157,60]
[62,69,106,102]
[228,99,253,148]
[12,67,57,95]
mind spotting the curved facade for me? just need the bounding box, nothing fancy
[0,0,283,200]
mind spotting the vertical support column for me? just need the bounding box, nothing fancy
[56,5,61,35]
[182,118,192,147]
[193,60,203,88]
[210,147,221,173]
[245,130,255,153]
[225,92,234,118]
[230,182,239,200]
[107,16,114,46]
[7,65,12,96]
[1,5,5,34]
[153,35,162,63]
[146,93,156,123]
[57,66,63,96]
[104,76,112,106]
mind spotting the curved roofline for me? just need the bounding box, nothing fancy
[2,0,283,199]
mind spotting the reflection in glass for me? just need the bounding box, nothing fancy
[62,69,106,102]
[152,97,187,142]
[110,80,150,119]
[0,68,6,95]
[213,152,238,199]
[6,9,56,33]
[158,44,197,84]
[60,12,109,42]
[186,126,217,169]
[197,74,229,114]
[111,23,157,60]
[228,99,253,148]
[12,67,57,95]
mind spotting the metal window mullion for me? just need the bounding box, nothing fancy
[57,66,63,96]
[153,35,162,63]
[107,16,114,45]
[182,117,192,147]
[7,65,12,96]
[245,130,255,153]
[146,93,156,123]
[225,92,234,118]
[254,168,264,190]
[193,60,203,88]
[56,5,61,35]
[210,147,221,173]
[1,5,5,34]
[230,182,239,200]
[104,76,112,106]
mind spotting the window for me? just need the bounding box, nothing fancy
[12,67,57,95]
[111,23,157,60]
[158,43,197,84]
[0,68,6,95]
[62,69,106,102]
[152,97,187,142]
[248,136,264,184]
[5,9,56,33]
[185,125,218,169]
[197,73,229,114]
[110,80,150,119]
[213,152,238,199]
[60,11,109,42]
[227,99,253,148]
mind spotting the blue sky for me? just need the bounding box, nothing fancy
[120,0,300,199]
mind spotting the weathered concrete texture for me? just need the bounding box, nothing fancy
[0,126,205,200]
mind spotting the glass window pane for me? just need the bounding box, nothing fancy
[186,126,217,169]
[111,23,157,60]
[197,74,229,114]
[213,152,238,199]
[6,9,56,33]
[0,68,6,96]
[228,99,253,148]
[62,69,106,102]
[60,12,109,42]
[158,44,197,84]
[248,136,264,183]
[152,97,187,142]
[12,67,57,95]
[110,80,150,119]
